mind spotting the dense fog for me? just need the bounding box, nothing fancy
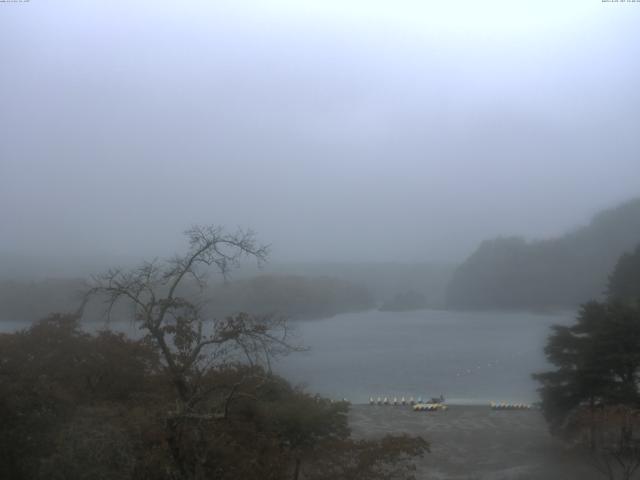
[2,3,640,480]
[2,1,639,267]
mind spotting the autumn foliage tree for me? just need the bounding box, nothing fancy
[0,315,428,480]
[0,313,162,479]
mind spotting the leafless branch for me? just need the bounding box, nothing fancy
[82,225,297,416]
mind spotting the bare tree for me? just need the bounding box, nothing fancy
[85,226,300,479]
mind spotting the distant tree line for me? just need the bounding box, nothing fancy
[0,275,373,324]
[206,274,373,320]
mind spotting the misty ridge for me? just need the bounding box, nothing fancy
[447,197,640,310]
[2,196,639,323]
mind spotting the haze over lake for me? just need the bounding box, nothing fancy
[274,309,574,404]
[0,308,572,405]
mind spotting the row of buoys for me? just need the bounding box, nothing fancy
[490,402,532,410]
[369,396,424,406]
[365,398,534,409]
[413,403,448,412]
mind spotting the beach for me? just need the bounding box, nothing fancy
[348,405,599,480]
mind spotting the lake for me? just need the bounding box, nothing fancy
[272,309,574,405]
[0,308,574,405]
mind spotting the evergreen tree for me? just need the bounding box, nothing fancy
[608,243,640,306]
[535,246,640,437]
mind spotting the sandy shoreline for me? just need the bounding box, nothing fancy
[348,405,600,480]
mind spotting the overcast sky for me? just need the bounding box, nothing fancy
[1,0,639,264]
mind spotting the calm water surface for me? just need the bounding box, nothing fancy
[273,309,574,405]
[1,309,574,405]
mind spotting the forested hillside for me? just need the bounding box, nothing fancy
[446,198,640,309]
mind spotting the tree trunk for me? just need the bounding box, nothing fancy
[590,397,596,452]
[166,416,193,480]
[293,457,301,480]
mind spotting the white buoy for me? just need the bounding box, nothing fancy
[492,402,533,410]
